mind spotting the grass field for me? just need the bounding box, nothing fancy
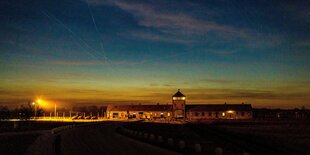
[213,120,310,155]
[1,120,309,155]
[122,120,310,155]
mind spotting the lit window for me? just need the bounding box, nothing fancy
[173,97,186,100]
[227,110,234,113]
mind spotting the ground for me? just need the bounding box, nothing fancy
[58,122,179,155]
[0,120,309,155]
[0,121,78,155]
[123,120,310,155]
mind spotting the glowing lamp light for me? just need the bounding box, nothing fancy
[32,102,35,105]
[173,97,186,100]
[222,112,225,116]
[227,110,234,114]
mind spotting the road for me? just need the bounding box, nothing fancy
[56,122,179,155]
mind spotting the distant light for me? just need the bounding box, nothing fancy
[173,97,186,100]
[227,110,234,113]
[222,112,225,116]
[32,102,35,105]
[37,99,41,103]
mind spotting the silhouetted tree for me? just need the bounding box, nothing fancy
[18,103,34,120]
[0,106,10,120]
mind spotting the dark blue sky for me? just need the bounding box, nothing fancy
[0,0,309,108]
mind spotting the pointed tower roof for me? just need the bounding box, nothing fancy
[173,89,186,97]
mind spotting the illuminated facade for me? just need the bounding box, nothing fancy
[186,104,252,120]
[106,90,252,120]
[172,89,186,119]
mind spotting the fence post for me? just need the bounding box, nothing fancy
[157,135,163,143]
[215,147,223,155]
[167,138,174,146]
[179,140,185,150]
[194,143,201,153]
[144,133,148,139]
[150,134,155,141]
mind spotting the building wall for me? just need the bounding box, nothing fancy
[186,111,252,120]
[172,99,186,118]
[107,110,172,120]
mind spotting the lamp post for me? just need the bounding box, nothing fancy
[32,102,36,119]
[54,103,57,118]
[35,99,41,119]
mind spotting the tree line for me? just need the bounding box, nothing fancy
[0,102,43,120]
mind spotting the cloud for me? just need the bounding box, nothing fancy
[294,39,310,48]
[114,1,255,38]
[86,0,287,52]
[0,89,32,98]
[200,79,236,84]
[123,31,196,44]
[47,60,141,66]
[280,1,310,24]
[186,88,310,101]
[86,0,258,44]
[149,83,175,87]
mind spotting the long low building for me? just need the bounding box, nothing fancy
[107,104,172,120]
[186,104,252,120]
[106,90,252,120]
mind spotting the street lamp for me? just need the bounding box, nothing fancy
[54,103,57,118]
[32,102,36,118]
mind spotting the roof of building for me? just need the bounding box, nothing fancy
[186,104,252,112]
[107,104,173,112]
[172,89,186,97]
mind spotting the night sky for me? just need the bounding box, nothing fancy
[0,0,309,108]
